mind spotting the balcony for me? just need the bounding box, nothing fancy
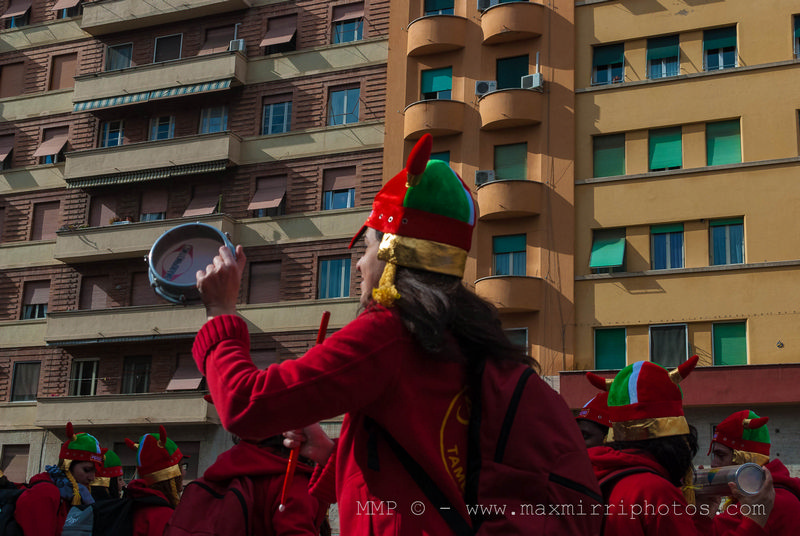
[34,392,218,428]
[81,0,252,35]
[407,15,468,57]
[0,402,38,431]
[73,52,246,113]
[475,275,544,312]
[63,132,241,187]
[404,100,466,140]
[478,89,543,130]
[477,179,543,220]
[481,1,545,45]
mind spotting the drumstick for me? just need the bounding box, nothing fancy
[279,310,331,513]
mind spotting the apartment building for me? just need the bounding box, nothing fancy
[0,0,387,485]
[563,0,800,472]
[385,0,576,376]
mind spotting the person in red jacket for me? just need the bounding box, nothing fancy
[708,409,800,535]
[15,422,104,536]
[586,358,775,536]
[124,426,183,536]
[193,134,600,535]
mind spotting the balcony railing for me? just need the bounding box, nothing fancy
[475,275,544,312]
[477,179,543,220]
[407,15,468,57]
[403,100,466,140]
[481,1,544,45]
[478,88,543,130]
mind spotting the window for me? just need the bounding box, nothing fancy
[249,176,286,217]
[593,134,625,177]
[706,119,741,166]
[592,43,623,85]
[34,126,69,165]
[1,445,29,483]
[49,53,77,91]
[647,35,679,79]
[249,261,281,304]
[494,143,527,180]
[713,322,747,366]
[795,15,800,59]
[590,228,626,274]
[80,275,110,310]
[54,0,82,19]
[651,224,684,270]
[100,121,124,148]
[106,44,132,71]
[648,127,681,171]
[493,234,526,276]
[200,106,228,134]
[262,99,292,135]
[69,359,99,396]
[704,26,736,71]
[261,15,297,54]
[31,201,60,240]
[139,190,167,222]
[424,0,454,15]
[430,150,450,164]
[0,62,25,98]
[332,3,364,44]
[496,55,528,90]
[149,116,175,141]
[650,324,688,368]
[21,281,48,319]
[0,134,13,170]
[2,0,30,29]
[595,328,626,370]
[328,87,360,125]
[11,362,40,402]
[710,218,744,266]
[166,354,203,391]
[322,167,356,210]
[421,67,452,100]
[131,272,161,306]
[121,356,151,394]
[318,257,350,299]
[505,328,528,352]
[183,185,220,217]
[154,34,182,63]
[198,25,236,55]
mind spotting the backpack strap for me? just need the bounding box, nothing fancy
[774,483,800,504]
[184,480,251,535]
[598,467,662,499]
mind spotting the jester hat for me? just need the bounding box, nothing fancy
[576,392,612,428]
[125,426,182,485]
[92,448,123,487]
[59,422,104,468]
[708,410,770,465]
[349,133,476,306]
[587,356,699,441]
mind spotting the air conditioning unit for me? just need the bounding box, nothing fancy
[475,80,497,96]
[229,39,246,53]
[477,0,499,11]
[475,169,495,186]
[521,73,543,90]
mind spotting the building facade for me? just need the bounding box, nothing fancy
[0,0,387,487]
[566,0,800,472]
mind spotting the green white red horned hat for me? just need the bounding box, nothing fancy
[125,425,183,485]
[709,409,770,465]
[59,422,104,468]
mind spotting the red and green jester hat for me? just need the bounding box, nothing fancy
[709,410,771,466]
[59,422,104,505]
[125,425,183,486]
[349,133,476,306]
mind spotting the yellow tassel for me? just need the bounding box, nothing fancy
[681,466,696,506]
[372,263,401,307]
[64,467,83,506]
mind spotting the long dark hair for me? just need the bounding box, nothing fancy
[608,425,699,486]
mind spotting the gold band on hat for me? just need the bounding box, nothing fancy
[377,233,467,278]
[92,476,110,487]
[612,416,690,441]
[142,464,182,485]
[732,450,770,466]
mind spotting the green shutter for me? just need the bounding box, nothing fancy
[421,67,452,94]
[493,234,526,254]
[593,134,625,177]
[704,27,736,51]
[710,217,743,227]
[647,35,679,61]
[649,127,682,170]
[595,328,626,370]
[713,322,747,365]
[593,44,624,67]
[651,223,684,234]
[496,55,528,89]
[589,230,626,268]
[430,151,449,164]
[425,0,453,11]
[795,15,800,39]
[706,119,741,166]
[494,143,527,180]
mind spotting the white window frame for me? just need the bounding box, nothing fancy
[704,47,736,71]
[318,257,351,299]
[153,34,183,63]
[106,43,133,71]
[69,359,99,396]
[262,101,292,135]
[650,230,684,270]
[199,106,228,134]
[100,120,124,148]
[328,87,360,126]
[149,116,175,141]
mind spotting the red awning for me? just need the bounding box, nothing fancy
[1,0,31,19]
[32,128,69,157]
[247,183,285,210]
[0,135,14,162]
[332,3,363,22]
[260,15,297,47]
[51,0,81,10]
[183,190,219,217]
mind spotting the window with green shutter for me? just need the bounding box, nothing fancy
[649,127,682,171]
[647,35,679,79]
[424,0,454,15]
[593,134,625,177]
[430,151,450,164]
[713,322,747,365]
[494,143,527,180]
[704,26,736,70]
[590,228,626,273]
[493,234,526,276]
[595,328,626,370]
[593,44,624,85]
[496,55,528,90]
[421,67,452,100]
[794,15,800,58]
[706,119,741,166]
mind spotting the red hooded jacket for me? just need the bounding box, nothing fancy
[589,446,767,536]
[712,458,800,535]
[198,440,325,535]
[15,472,70,536]
[125,478,175,536]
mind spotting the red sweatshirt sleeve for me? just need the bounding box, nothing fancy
[192,310,405,440]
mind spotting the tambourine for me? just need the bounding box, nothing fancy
[146,222,235,304]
